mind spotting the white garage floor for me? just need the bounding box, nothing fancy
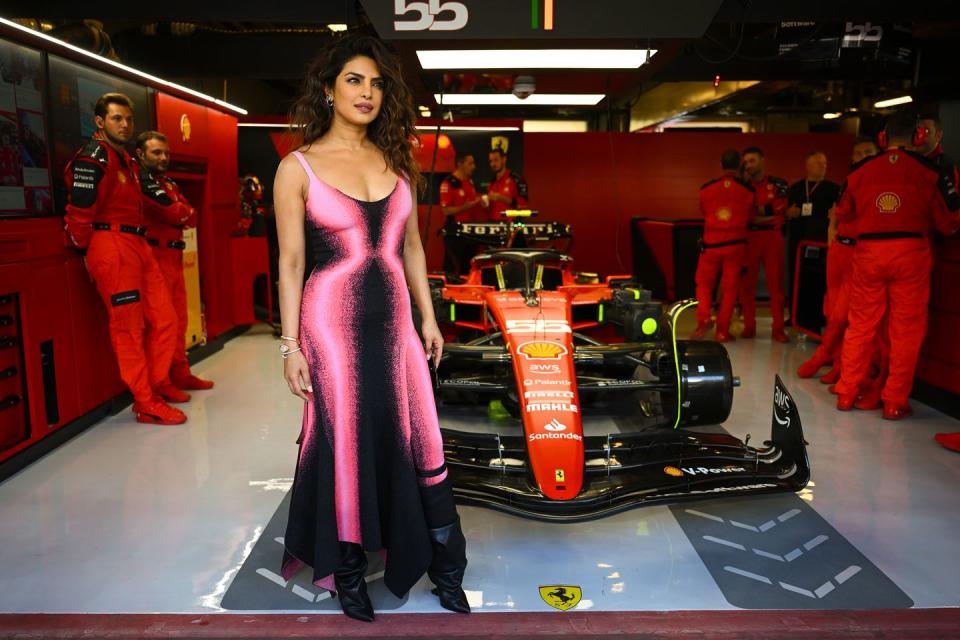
[0,319,958,614]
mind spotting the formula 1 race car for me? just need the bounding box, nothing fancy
[428,216,810,522]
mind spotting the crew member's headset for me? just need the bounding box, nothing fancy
[877,114,929,150]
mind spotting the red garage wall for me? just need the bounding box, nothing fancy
[919,236,960,395]
[524,132,854,277]
[155,93,244,339]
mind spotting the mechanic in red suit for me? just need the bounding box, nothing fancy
[692,149,753,342]
[917,114,960,191]
[797,138,880,382]
[64,93,187,425]
[135,131,214,391]
[440,152,486,279]
[915,114,960,448]
[737,146,790,342]
[834,111,960,420]
[486,147,529,219]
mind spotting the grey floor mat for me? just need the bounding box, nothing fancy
[670,493,914,609]
[220,492,408,611]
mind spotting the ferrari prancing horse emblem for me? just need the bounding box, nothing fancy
[539,585,582,611]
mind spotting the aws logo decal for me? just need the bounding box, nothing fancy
[528,363,562,375]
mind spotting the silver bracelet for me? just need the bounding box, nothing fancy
[281,346,302,359]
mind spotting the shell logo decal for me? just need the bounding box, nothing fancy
[663,466,684,477]
[517,341,568,360]
[876,192,901,213]
[716,207,732,221]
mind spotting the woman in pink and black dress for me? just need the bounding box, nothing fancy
[272,35,468,622]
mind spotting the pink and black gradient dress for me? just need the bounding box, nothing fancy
[281,151,450,596]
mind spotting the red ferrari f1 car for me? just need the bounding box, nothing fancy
[427,216,810,522]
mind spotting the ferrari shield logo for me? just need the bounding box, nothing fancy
[889,153,898,164]
[539,585,581,611]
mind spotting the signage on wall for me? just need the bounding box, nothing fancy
[360,0,725,39]
[180,114,192,143]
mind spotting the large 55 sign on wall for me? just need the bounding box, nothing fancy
[393,0,469,32]
[361,0,725,39]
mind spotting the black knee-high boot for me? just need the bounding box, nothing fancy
[419,474,470,614]
[333,542,375,622]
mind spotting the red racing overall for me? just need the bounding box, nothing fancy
[695,172,753,339]
[834,148,959,413]
[440,174,484,276]
[487,168,529,219]
[64,136,179,409]
[140,168,209,389]
[739,175,789,339]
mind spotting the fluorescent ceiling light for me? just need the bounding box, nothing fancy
[418,49,656,70]
[523,120,588,133]
[435,94,604,106]
[418,125,521,131]
[874,95,913,109]
[0,16,247,115]
[239,123,522,132]
[327,23,348,32]
[822,112,842,119]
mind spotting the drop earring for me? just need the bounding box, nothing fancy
[326,95,334,107]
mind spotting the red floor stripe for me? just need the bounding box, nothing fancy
[1,610,960,639]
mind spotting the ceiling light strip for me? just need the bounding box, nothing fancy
[873,95,913,109]
[0,16,248,115]
[417,49,656,70]
[435,93,604,106]
[239,123,523,132]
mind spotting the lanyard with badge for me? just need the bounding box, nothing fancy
[801,180,820,217]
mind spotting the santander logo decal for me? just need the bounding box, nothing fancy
[544,419,567,432]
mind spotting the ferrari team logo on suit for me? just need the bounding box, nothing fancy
[876,192,902,213]
[539,585,582,611]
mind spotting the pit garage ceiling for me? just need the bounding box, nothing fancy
[3,0,960,119]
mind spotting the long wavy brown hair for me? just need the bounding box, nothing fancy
[289,35,423,192]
